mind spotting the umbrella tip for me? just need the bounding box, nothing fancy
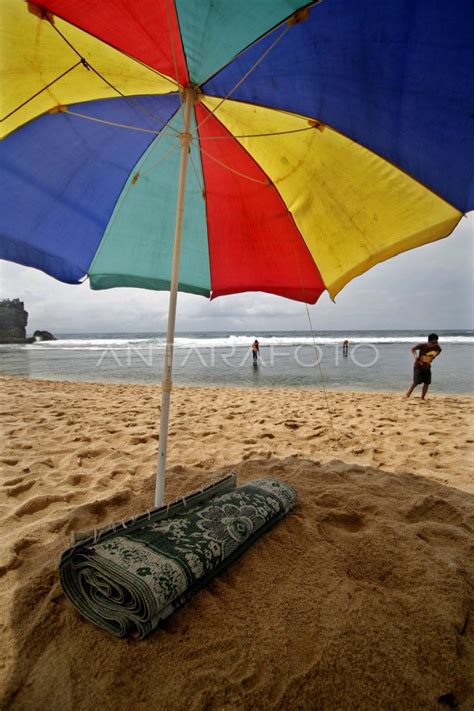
[288,7,310,26]
[48,105,68,115]
[27,2,54,23]
[308,119,326,132]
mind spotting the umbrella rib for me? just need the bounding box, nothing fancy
[188,147,205,195]
[196,126,318,140]
[46,16,181,135]
[199,147,269,185]
[139,141,181,178]
[129,104,185,179]
[42,6,179,91]
[195,22,291,133]
[195,1,319,89]
[88,143,182,273]
[65,110,177,136]
[165,0,183,108]
[1,61,82,122]
[89,138,182,278]
[87,177,139,277]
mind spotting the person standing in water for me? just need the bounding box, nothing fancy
[251,339,260,364]
[406,333,442,400]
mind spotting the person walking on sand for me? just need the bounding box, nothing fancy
[251,339,260,364]
[406,333,442,400]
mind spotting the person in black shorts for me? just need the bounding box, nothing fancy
[406,333,442,400]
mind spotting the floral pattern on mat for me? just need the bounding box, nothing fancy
[59,477,296,638]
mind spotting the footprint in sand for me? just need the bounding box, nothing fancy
[67,473,86,486]
[31,458,55,470]
[13,493,73,518]
[415,521,469,552]
[5,479,36,497]
[303,427,327,440]
[47,495,129,535]
[129,435,150,445]
[170,464,185,474]
[3,476,25,486]
[319,511,366,540]
[0,537,37,576]
[73,489,132,518]
[405,496,463,526]
[242,450,272,461]
[78,448,106,461]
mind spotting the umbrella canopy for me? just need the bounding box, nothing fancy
[2,0,473,299]
[1,0,473,502]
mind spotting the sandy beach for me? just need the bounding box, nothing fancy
[1,375,473,710]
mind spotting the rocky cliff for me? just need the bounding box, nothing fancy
[0,300,56,343]
[0,299,28,343]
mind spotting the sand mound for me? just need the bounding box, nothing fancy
[1,377,473,710]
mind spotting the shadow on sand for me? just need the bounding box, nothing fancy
[3,457,474,710]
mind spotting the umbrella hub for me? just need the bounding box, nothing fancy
[179,130,193,149]
[178,86,200,149]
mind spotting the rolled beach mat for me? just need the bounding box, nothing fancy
[59,476,296,638]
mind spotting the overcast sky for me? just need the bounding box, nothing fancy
[1,213,472,334]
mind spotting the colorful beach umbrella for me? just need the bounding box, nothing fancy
[1,0,473,504]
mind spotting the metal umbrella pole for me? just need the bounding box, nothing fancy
[155,87,194,507]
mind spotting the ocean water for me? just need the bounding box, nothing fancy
[0,330,472,394]
[0,331,474,393]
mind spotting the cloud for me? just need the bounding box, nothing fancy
[1,213,472,333]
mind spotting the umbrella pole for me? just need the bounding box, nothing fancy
[155,87,194,507]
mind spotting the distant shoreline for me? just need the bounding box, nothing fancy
[1,330,472,393]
